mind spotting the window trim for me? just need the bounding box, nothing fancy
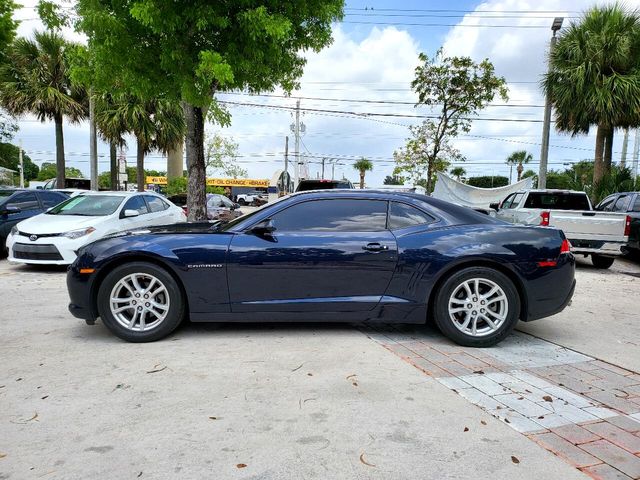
[245,197,390,233]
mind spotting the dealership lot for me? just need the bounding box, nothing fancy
[1,257,639,479]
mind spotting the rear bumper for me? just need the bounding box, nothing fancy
[568,239,625,256]
[523,255,576,322]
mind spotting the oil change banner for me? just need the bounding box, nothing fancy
[432,172,533,209]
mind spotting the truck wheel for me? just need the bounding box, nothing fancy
[591,255,615,269]
[238,198,246,206]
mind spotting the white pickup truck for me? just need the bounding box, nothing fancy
[490,189,630,269]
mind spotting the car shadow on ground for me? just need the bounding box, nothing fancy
[3,262,68,274]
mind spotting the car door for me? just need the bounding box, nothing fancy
[1,192,42,234]
[119,195,150,230]
[226,198,398,313]
[143,195,175,225]
[494,194,516,223]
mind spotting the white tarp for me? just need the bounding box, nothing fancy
[432,172,533,209]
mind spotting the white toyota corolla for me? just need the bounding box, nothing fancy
[7,191,186,265]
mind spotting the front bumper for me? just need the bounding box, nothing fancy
[67,263,98,324]
[6,232,95,265]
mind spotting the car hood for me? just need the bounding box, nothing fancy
[17,213,108,234]
[103,222,220,239]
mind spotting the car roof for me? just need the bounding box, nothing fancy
[75,190,160,197]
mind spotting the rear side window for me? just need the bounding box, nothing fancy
[633,196,640,212]
[613,195,630,212]
[144,195,169,213]
[271,199,387,232]
[389,202,434,229]
[39,191,67,208]
[523,192,590,210]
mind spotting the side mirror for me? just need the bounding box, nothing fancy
[0,206,20,215]
[123,209,140,218]
[233,203,241,209]
[248,218,275,236]
[36,186,43,189]
[489,202,500,211]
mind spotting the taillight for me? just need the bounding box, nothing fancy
[624,215,631,237]
[540,211,550,226]
[560,238,571,254]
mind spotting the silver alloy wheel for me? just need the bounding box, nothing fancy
[109,273,170,332]
[447,277,508,337]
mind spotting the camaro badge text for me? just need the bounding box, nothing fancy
[187,264,223,269]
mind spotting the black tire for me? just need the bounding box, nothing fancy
[97,262,185,342]
[591,254,615,269]
[238,198,247,206]
[433,267,520,348]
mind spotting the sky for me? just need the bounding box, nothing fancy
[10,0,640,186]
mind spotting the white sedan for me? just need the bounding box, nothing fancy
[7,191,186,265]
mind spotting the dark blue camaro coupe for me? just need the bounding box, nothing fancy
[67,190,575,347]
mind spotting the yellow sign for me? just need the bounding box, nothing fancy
[146,176,269,188]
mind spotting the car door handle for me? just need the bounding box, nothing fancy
[362,243,388,252]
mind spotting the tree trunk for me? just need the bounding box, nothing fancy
[593,124,607,186]
[183,102,207,221]
[603,126,614,174]
[359,170,365,189]
[110,142,118,191]
[136,138,145,192]
[426,159,434,193]
[54,112,65,188]
[517,162,524,182]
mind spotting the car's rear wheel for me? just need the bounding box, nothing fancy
[97,262,185,342]
[591,254,615,269]
[238,198,247,206]
[433,267,520,347]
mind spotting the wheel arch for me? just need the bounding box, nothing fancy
[426,258,528,322]
[90,253,190,320]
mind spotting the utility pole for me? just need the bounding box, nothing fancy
[293,99,300,189]
[332,161,335,180]
[89,94,98,190]
[621,127,630,168]
[632,129,639,179]
[539,17,564,189]
[18,139,24,188]
[284,136,289,176]
[321,158,325,179]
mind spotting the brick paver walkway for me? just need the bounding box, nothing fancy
[363,326,640,480]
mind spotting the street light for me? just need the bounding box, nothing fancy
[539,16,564,189]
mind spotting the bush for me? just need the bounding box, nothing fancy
[467,176,509,188]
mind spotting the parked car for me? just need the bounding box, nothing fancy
[0,188,68,255]
[595,192,640,253]
[67,190,575,347]
[207,194,243,221]
[42,178,91,191]
[295,179,354,191]
[491,189,629,269]
[236,190,268,206]
[7,191,185,265]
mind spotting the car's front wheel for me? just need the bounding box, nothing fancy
[97,262,185,342]
[433,267,520,347]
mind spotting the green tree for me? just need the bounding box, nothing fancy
[205,133,247,178]
[353,158,373,189]
[36,161,83,181]
[0,0,18,57]
[543,5,640,187]
[449,166,466,181]
[166,176,187,196]
[94,94,184,191]
[467,176,509,188]
[76,1,344,221]
[505,150,532,182]
[383,174,404,185]
[0,142,39,180]
[395,49,508,192]
[0,31,87,188]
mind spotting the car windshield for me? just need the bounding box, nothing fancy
[47,195,124,216]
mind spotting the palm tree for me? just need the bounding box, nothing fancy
[95,94,184,192]
[449,166,466,181]
[506,150,532,182]
[353,158,373,189]
[94,92,128,190]
[0,30,87,187]
[543,5,640,187]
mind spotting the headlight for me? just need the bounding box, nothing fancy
[63,227,96,239]
[10,226,17,236]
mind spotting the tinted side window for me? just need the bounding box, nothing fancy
[389,202,434,229]
[271,199,387,232]
[39,192,67,208]
[122,196,149,215]
[596,195,616,211]
[7,192,39,211]
[506,193,524,209]
[144,195,168,213]
[500,194,515,209]
[523,193,590,210]
[633,196,640,212]
[613,195,630,212]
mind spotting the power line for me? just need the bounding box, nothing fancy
[343,21,555,29]
[345,8,580,13]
